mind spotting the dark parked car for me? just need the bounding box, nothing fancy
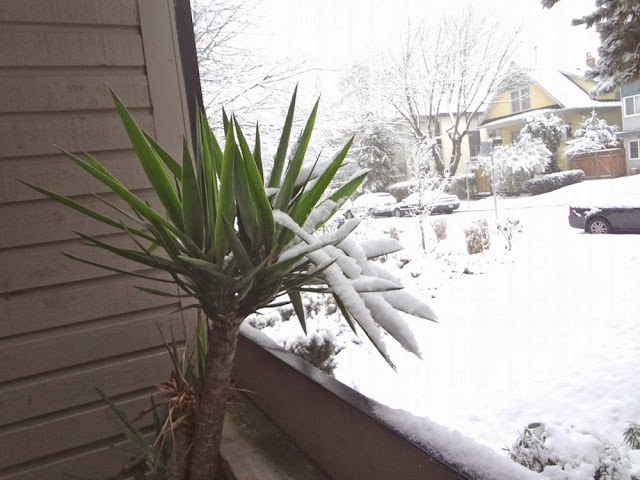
[568,205,640,234]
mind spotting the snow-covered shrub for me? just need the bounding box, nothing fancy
[445,173,476,198]
[522,170,585,195]
[431,219,448,242]
[507,423,553,473]
[508,422,630,480]
[623,423,640,450]
[247,310,284,330]
[387,180,415,201]
[464,219,490,255]
[479,134,551,195]
[286,330,342,375]
[520,113,566,173]
[565,111,620,158]
[387,226,400,242]
[497,217,522,251]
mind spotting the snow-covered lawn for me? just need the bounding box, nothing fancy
[259,175,640,478]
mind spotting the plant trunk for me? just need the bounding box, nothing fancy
[166,414,193,480]
[189,310,244,480]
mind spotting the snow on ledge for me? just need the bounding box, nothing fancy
[371,404,543,480]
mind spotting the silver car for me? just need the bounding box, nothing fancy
[375,191,461,217]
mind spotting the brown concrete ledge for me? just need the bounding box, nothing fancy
[232,328,470,480]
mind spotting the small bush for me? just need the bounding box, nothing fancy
[465,219,490,254]
[522,169,585,195]
[445,173,476,199]
[387,226,400,241]
[478,135,551,195]
[431,219,447,241]
[623,422,640,450]
[507,422,629,480]
[497,217,522,251]
[287,332,341,375]
[507,423,552,473]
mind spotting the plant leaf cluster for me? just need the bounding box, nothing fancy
[23,88,435,358]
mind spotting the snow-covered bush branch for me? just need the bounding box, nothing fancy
[520,112,566,173]
[564,111,620,158]
[479,134,551,195]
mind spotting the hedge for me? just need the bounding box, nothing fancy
[522,169,585,195]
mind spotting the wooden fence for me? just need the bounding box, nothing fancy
[568,148,627,179]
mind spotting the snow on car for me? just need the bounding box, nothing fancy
[375,191,461,217]
[344,192,396,219]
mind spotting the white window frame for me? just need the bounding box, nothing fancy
[629,139,640,160]
[510,87,531,113]
[624,94,640,117]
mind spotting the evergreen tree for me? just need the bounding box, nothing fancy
[350,115,400,193]
[541,0,640,94]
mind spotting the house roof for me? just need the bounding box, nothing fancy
[479,66,620,126]
[481,107,559,130]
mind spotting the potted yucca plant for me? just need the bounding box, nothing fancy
[23,88,436,480]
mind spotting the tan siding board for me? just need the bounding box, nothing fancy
[1,150,149,203]
[3,434,153,480]
[0,0,139,26]
[0,0,194,474]
[0,393,153,470]
[0,74,150,113]
[0,272,175,338]
[0,307,182,383]
[0,27,144,67]
[0,110,154,158]
[0,234,163,293]
[0,192,160,248]
[0,349,174,427]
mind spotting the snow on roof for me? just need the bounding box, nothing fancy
[527,67,615,110]
[481,107,559,130]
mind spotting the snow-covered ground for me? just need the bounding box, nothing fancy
[259,175,640,478]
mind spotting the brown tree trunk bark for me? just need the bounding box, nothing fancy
[189,310,244,480]
[166,416,193,480]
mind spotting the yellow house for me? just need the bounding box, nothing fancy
[479,67,622,170]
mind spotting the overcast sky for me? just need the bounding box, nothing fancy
[244,0,601,101]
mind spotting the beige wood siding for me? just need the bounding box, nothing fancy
[0,1,193,478]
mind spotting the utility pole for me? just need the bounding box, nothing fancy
[488,138,499,225]
[481,139,500,225]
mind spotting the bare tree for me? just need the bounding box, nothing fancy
[356,10,520,177]
[191,0,313,120]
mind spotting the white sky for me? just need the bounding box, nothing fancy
[246,0,601,101]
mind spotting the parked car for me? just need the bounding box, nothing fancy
[375,191,461,217]
[568,205,640,234]
[344,192,396,219]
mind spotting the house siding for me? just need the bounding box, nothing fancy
[0,1,193,478]
[483,84,557,124]
[621,80,640,98]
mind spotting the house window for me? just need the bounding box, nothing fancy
[510,130,519,144]
[510,88,531,113]
[630,140,639,160]
[624,94,640,116]
[565,124,573,139]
